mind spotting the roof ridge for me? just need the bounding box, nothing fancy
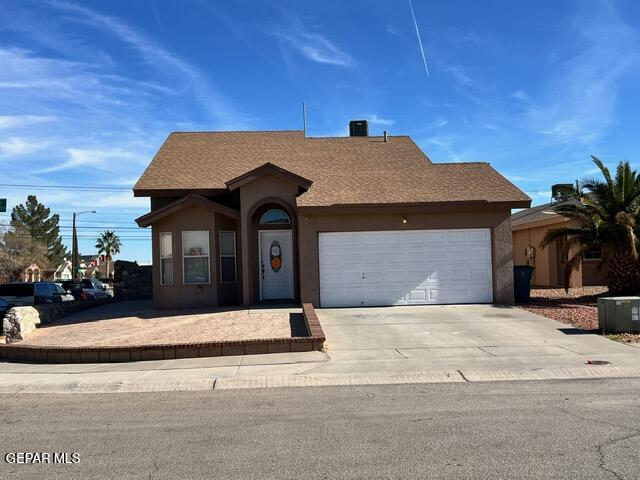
[169,130,304,135]
[432,161,489,165]
[511,202,554,221]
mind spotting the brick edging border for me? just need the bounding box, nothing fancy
[302,303,325,340]
[0,304,327,364]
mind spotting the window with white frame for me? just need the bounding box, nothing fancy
[182,231,210,284]
[160,232,173,285]
[219,231,237,283]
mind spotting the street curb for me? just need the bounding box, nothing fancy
[2,366,640,394]
[214,366,640,390]
[0,378,214,394]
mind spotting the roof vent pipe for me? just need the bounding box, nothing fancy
[383,131,388,142]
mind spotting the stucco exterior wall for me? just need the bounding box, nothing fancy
[151,204,218,309]
[512,221,583,288]
[298,205,516,306]
[238,174,300,305]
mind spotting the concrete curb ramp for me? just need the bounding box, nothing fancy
[214,366,640,390]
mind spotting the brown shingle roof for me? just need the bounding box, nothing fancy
[511,197,580,227]
[134,131,530,208]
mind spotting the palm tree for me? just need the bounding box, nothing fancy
[541,156,640,295]
[95,230,121,280]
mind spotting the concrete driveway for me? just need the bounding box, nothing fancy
[311,305,640,375]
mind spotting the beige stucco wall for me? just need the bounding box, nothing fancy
[151,204,218,309]
[298,205,516,306]
[512,221,583,287]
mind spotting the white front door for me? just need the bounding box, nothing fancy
[318,229,493,307]
[259,230,294,300]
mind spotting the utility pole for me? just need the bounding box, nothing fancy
[72,212,77,280]
[72,210,97,280]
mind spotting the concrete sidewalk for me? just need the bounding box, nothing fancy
[2,305,640,393]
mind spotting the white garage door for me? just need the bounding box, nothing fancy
[318,229,493,307]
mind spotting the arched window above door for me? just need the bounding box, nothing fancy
[260,208,290,225]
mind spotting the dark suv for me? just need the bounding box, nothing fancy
[0,282,69,307]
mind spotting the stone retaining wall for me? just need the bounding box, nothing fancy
[2,299,114,344]
[113,260,152,300]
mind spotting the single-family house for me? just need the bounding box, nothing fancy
[511,188,607,288]
[78,255,114,280]
[53,259,73,281]
[134,122,530,309]
[21,261,43,282]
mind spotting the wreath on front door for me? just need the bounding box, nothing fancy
[270,241,282,272]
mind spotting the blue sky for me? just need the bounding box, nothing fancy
[1,0,639,262]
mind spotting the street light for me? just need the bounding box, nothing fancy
[72,210,98,280]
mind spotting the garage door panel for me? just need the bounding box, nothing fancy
[319,229,493,307]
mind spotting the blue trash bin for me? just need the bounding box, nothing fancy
[513,265,535,303]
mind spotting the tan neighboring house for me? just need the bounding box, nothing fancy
[134,122,530,309]
[511,199,607,288]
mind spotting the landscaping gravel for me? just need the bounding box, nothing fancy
[517,287,640,343]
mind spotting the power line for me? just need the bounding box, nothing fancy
[2,232,150,240]
[0,183,132,191]
[0,212,146,217]
[0,224,143,230]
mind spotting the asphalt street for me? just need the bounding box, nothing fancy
[2,378,640,479]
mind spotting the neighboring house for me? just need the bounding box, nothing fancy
[78,255,114,280]
[511,193,607,288]
[21,262,43,282]
[134,122,530,309]
[53,259,73,280]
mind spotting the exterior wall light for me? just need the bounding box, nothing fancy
[402,216,407,224]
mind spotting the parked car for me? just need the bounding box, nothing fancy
[0,282,73,307]
[0,297,10,317]
[61,278,110,301]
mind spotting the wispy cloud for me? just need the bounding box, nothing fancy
[366,114,394,126]
[45,0,246,128]
[424,136,471,163]
[36,148,134,173]
[0,115,56,129]
[519,1,637,145]
[385,24,403,38]
[408,0,430,78]
[271,14,354,67]
[429,118,448,128]
[0,137,49,157]
[525,190,552,200]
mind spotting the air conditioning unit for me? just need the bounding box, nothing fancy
[597,297,640,333]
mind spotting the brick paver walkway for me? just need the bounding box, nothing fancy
[18,300,301,348]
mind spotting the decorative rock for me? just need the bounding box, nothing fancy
[2,307,42,343]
